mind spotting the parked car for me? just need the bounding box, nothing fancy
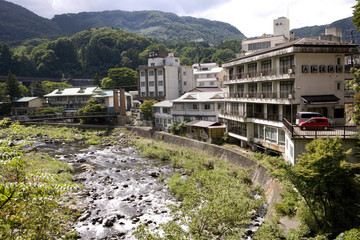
[299,117,330,130]
[296,112,335,125]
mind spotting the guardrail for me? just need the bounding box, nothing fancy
[283,118,359,139]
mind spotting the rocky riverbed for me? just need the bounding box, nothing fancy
[38,142,178,240]
[36,133,266,240]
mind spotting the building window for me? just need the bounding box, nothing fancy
[141,92,146,97]
[227,120,247,137]
[149,81,154,86]
[183,71,186,76]
[279,130,285,146]
[140,71,145,77]
[334,108,344,118]
[158,81,163,86]
[280,81,294,98]
[184,81,187,86]
[140,82,145,87]
[174,103,184,110]
[175,59,179,62]
[158,70,163,75]
[155,108,160,113]
[151,63,155,66]
[158,91,164,96]
[150,92,155,97]
[187,104,198,110]
[265,127,277,143]
[248,41,270,51]
[337,82,341,90]
[261,82,272,98]
[163,108,168,114]
[149,71,154,76]
[209,81,215,86]
[204,103,214,110]
[248,63,257,77]
[261,60,272,76]
[280,55,294,74]
[248,83,257,97]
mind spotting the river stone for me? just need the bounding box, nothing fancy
[78,210,91,221]
[103,216,116,227]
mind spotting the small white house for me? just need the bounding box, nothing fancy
[153,100,173,130]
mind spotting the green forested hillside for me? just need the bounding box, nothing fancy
[1,27,241,78]
[0,0,61,44]
[291,17,358,44]
[52,10,245,44]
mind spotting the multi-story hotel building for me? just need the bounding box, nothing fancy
[137,51,194,101]
[219,38,359,157]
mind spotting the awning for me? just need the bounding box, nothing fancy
[301,95,340,104]
[186,120,222,128]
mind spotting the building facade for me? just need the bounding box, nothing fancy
[172,88,226,123]
[153,100,173,130]
[137,51,194,101]
[192,63,227,88]
[220,38,359,155]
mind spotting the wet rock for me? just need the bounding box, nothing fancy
[78,210,91,221]
[103,216,116,227]
[77,158,86,163]
[115,169,121,172]
[116,214,125,219]
[123,184,128,188]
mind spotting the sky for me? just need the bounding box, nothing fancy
[7,0,357,37]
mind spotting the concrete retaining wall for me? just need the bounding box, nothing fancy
[130,127,282,216]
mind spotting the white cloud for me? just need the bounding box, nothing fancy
[7,0,357,37]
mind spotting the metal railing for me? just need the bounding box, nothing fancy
[227,91,292,99]
[229,65,294,80]
[283,118,359,139]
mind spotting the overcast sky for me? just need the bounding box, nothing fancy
[7,0,357,37]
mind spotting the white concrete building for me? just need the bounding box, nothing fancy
[220,38,359,163]
[153,100,173,130]
[192,63,227,88]
[172,88,226,123]
[137,51,194,101]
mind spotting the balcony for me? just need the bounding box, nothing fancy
[220,110,290,123]
[226,91,293,100]
[227,65,294,82]
[283,118,359,139]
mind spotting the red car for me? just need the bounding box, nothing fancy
[299,117,329,130]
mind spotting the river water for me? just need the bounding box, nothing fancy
[37,142,265,240]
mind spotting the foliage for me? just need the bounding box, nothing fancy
[335,227,360,240]
[347,68,360,124]
[253,219,283,240]
[101,67,138,90]
[133,139,263,239]
[0,120,79,239]
[169,121,188,136]
[93,73,101,87]
[139,100,157,120]
[353,1,360,33]
[265,137,360,237]
[75,99,108,124]
[5,71,23,100]
[41,81,72,95]
[211,48,236,65]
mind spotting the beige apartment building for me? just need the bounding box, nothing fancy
[137,51,194,101]
[219,38,359,158]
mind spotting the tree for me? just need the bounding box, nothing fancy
[101,67,137,91]
[41,81,72,95]
[75,99,108,124]
[29,82,45,97]
[93,74,101,87]
[139,100,157,120]
[5,71,22,100]
[353,1,360,32]
[267,138,360,237]
[211,49,235,65]
[0,41,13,75]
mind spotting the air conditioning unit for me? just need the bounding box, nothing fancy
[288,93,293,99]
[260,73,263,77]
[247,75,250,78]
[260,94,264,98]
[288,69,293,74]
[246,94,250,98]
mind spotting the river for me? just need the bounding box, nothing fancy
[37,141,265,240]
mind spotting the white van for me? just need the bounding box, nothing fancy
[295,112,325,125]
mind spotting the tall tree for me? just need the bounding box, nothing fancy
[101,67,137,91]
[268,138,360,237]
[93,74,101,87]
[5,71,22,100]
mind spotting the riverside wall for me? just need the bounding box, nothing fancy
[129,127,282,217]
